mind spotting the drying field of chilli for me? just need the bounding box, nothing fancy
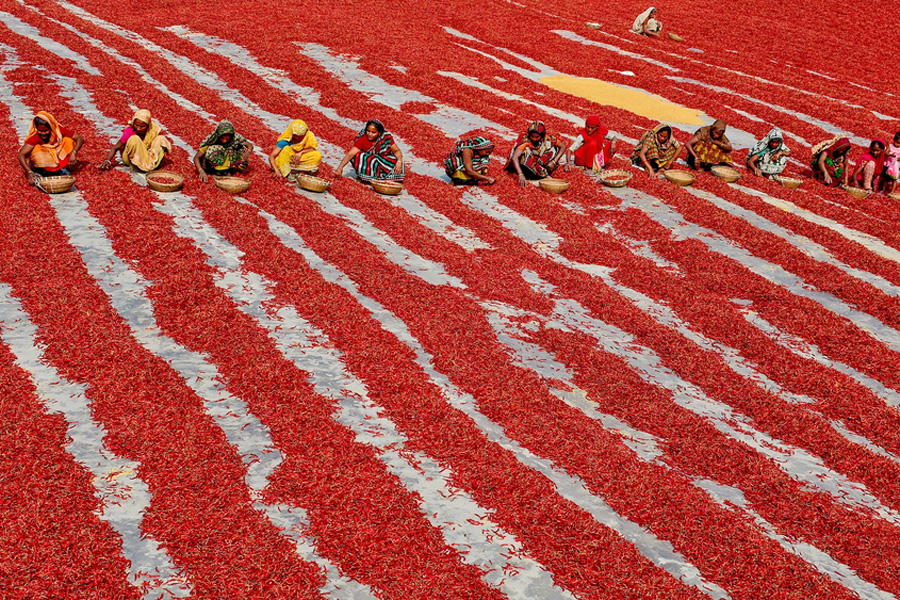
[2,0,899,598]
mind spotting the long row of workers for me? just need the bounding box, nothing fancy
[17,110,900,196]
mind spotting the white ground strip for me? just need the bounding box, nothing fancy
[732,183,900,266]
[739,308,900,410]
[608,186,900,354]
[480,297,898,600]
[695,479,897,600]
[685,186,900,297]
[521,270,900,527]
[155,192,574,600]
[295,42,512,140]
[0,284,190,599]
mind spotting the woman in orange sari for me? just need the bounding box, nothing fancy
[18,111,83,185]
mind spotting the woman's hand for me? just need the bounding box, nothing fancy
[518,174,527,186]
[483,176,495,185]
[97,159,112,171]
[393,162,403,174]
[564,163,572,172]
[198,170,209,183]
[824,173,833,185]
[27,171,39,185]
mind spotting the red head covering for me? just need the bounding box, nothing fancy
[860,138,887,175]
[585,115,602,128]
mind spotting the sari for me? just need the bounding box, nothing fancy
[351,121,405,182]
[632,7,661,34]
[811,137,850,186]
[853,139,886,191]
[25,111,76,172]
[884,142,900,181]
[688,119,732,168]
[121,109,172,171]
[273,120,322,178]
[572,115,613,170]
[631,123,679,170]
[746,128,789,176]
[200,121,250,173]
[505,121,563,179]
[443,137,494,183]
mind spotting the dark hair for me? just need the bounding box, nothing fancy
[33,116,49,128]
[871,139,885,150]
[365,120,385,135]
[893,131,900,142]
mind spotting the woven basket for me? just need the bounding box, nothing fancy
[36,175,76,194]
[711,165,740,183]
[213,176,250,194]
[146,170,184,193]
[598,169,633,188]
[371,180,404,195]
[664,170,695,186]
[889,192,900,201]
[668,32,684,42]
[843,185,870,200]
[297,174,331,193]
[538,178,570,193]
[773,175,802,189]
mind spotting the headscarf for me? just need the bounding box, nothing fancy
[26,111,64,146]
[750,128,788,157]
[858,139,886,176]
[631,122,677,163]
[827,137,851,158]
[202,120,238,148]
[527,121,547,139]
[25,111,75,169]
[632,7,658,33]
[277,120,310,145]
[130,109,163,148]
[696,119,730,144]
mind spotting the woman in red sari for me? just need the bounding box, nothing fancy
[565,115,617,171]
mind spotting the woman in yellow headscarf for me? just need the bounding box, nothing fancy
[18,111,83,185]
[98,109,172,172]
[269,120,322,180]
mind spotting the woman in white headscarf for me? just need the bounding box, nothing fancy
[746,128,791,178]
[632,7,662,37]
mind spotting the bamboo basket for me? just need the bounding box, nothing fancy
[889,192,900,201]
[213,176,250,194]
[371,180,404,195]
[297,174,331,193]
[146,170,184,193]
[664,170,695,186]
[668,32,684,42]
[538,178,570,194]
[773,175,802,189]
[843,185,870,200]
[711,165,741,183]
[598,169,633,188]
[36,175,76,194]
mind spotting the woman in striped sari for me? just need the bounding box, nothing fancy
[335,120,405,183]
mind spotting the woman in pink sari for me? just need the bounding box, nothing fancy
[850,139,887,193]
